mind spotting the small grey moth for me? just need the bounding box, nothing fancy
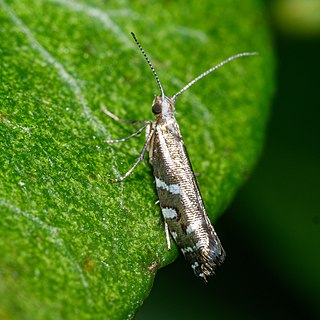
[105,32,257,282]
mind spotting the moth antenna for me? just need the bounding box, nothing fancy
[171,52,258,102]
[131,32,165,101]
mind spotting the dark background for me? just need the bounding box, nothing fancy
[137,3,320,320]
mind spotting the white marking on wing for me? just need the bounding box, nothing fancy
[155,177,181,195]
[194,240,203,250]
[181,247,193,254]
[186,219,202,234]
[191,261,199,270]
[161,207,177,219]
[171,231,177,240]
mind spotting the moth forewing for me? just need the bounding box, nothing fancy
[106,32,257,281]
[150,95,225,281]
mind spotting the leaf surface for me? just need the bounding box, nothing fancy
[0,0,274,318]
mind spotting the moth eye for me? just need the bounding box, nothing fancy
[152,103,162,114]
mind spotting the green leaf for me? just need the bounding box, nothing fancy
[0,0,274,319]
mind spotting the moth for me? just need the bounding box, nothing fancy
[105,32,257,281]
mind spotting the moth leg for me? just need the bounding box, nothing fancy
[147,129,156,164]
[101,106,147,125]
[105,123,149,143]
[164,221,171,250]
[112,126,155,182]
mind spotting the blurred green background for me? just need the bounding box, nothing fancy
[137,1,320,319]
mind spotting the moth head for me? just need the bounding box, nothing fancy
[152,96,175,119]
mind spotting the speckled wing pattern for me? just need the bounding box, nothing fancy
[106,33,257,282]
[151,116,226,282]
